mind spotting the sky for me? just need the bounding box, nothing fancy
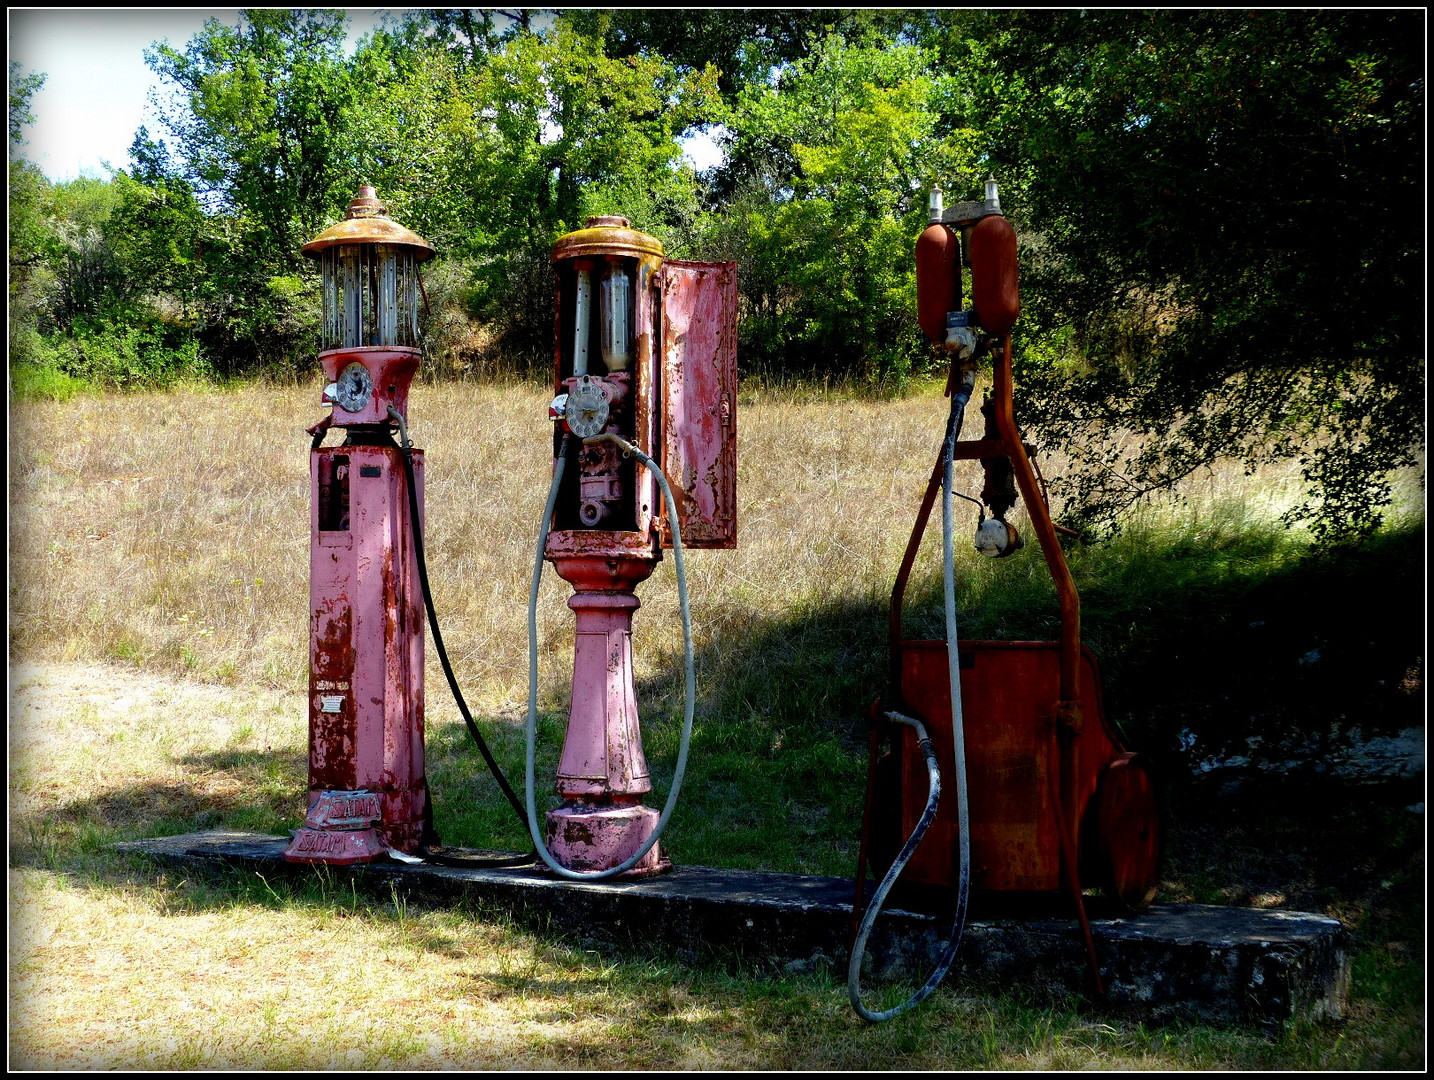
[6,8,721,184]
[6,9,384,182]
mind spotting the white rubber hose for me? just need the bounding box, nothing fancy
[524,432,696,881]
[848,368,975,1021]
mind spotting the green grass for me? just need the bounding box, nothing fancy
[7,380,1424,1068]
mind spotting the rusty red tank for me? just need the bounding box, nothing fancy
[968,213,1020,336]
[915,222,961,344]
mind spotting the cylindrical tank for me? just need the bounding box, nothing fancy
[915,223,961,344]
[968,214,1019,336]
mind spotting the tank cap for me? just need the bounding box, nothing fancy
[585,215,631,229]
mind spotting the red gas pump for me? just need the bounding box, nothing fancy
[283,187,435,865]
[849,179,1161,1020]
[531,216,738,876]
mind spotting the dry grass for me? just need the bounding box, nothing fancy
[18,376,1398,701]
[7,377,1425,1069]
[8,654,1421,1071]
[5,379,952,700]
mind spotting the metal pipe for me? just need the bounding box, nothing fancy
[988,336,1103,992]
[990,337,1080,705]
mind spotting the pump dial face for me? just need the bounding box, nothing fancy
[332,362,374,414]
[564,376,610,438]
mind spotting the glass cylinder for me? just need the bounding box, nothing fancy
[574,268,593,376]
[600,264,633,371]
[319,244,421,352]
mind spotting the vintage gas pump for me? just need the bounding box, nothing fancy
[282,186,435,865]
[529,216,737,877]
[849,179,1161,1020]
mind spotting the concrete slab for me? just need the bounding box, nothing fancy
[116,831,1349,1030]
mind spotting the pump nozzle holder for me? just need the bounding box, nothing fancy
[944,310,979,365]
[975,517,1023,559]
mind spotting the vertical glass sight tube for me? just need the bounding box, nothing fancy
[573,268,593,376]
[600,265,632,372]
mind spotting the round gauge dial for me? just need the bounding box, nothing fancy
[564,376,610,438]
[332,362,374,413]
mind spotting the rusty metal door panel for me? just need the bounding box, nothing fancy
[658,260,737,549]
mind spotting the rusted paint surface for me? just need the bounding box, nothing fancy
[309,598,355,789]
[552,591,654,797]
[633,252,663,536]
[968,213,1020,336]
[301,186,435,261]
[317,347,419,427]
[915,222,961,343]
[546,801,664,873]
[302,789,381,829]
[551,216,665,264]
[658,260,738,549]
[550,242,663,537]
[281,825,389,865]
[540,220,726,874]
[895,640,1119,893]
[545,528,659,564]
[289,443,427,861]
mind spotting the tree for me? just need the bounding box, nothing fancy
[699,34,970,380]
[8,60,45,149]
[141,10,363,371]
[9,64,59,368]
[344,11,719,371]
[570,10,934,106]
[144,9,358,260]
[929,9,1424,544]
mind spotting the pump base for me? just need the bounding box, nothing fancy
[281,826,388,865]
[546,802,667,875]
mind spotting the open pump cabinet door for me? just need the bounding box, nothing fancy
[658,260,738,549]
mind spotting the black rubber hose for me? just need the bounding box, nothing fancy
[388,410,535,869]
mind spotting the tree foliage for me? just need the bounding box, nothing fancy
[7,9,1423,543]
[144,9,357,256]
[704,34,970,380]
[928,9,1424,543]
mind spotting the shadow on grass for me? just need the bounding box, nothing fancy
[13,521,1423,954]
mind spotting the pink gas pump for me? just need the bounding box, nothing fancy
[531,216,738,877]
[283,187,436,865]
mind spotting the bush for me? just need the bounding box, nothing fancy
[9,360,91,403]
[9,315,212,399]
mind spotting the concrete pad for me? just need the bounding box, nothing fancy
[117,831,1349,1029]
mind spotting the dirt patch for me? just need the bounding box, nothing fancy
[9,661,308,847]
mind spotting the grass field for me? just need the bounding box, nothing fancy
[8,376,1425,1069]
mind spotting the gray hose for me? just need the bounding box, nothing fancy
[847,710,942,1021]
[524,432,696,881]
[848,369,976,1021]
